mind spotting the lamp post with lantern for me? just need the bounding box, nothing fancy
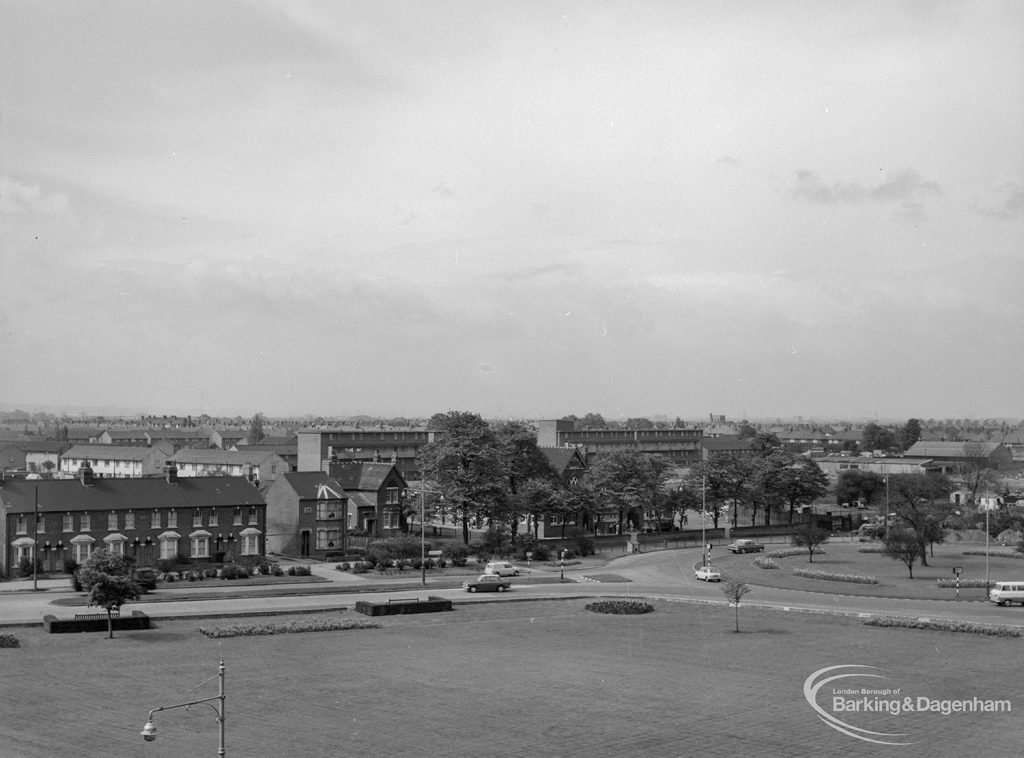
[141,660,226,757]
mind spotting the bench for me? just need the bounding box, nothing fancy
[74,609,119,621]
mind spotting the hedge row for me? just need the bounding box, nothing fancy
[863,615,1020,638]
[199,616,379,638]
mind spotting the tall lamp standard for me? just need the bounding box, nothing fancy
[701,472,707,567]
[33,486,39,591]
[403,483,444,587]
[141,660,226,757]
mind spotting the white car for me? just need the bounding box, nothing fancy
[695,566,722,582]
[484,561,519,577]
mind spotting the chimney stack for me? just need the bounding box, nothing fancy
[79,464,94,486]
[164,462,179,483]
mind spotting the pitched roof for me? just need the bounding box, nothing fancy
[1,440,70,454]
[278,472,347,500]
[167,449,281,466]
[62,444,166,462]
[905,441,1001,457]
[0,476,265,514]
[540,447,587,472]
[330,461,401,491]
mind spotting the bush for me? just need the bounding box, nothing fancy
[17,556,42,578]
[585,600,655,615]
[351,562,369,574]
[0,633,20,648]
[63,559,79,575]
[221,565,250,580]
[157,558,176,573]
[203,567,219,578]
[286,565,312,576]
[337,562,350,571]
[574,535,596,557]
[753,556,779,569]
[443,544,469,567]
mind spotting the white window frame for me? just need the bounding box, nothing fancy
[108,512,118,531]
[125,511,135,530]
[160,538,179,560]
[167,509,178,529]
[191,536,210,559]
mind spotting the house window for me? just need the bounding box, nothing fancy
[159,537,179,560]
[108,540,125,557]
[125,511,135,530]
[316,528,340,550]
[386,487,399,505]
[15,515,27,534]
[73,540,94,563]
[248,507,258,525]
[152,510,161,530]
[80,514,91,532]
[108,512,118,531]
[63,514,73,532]
[191,535,210,558]
[233,508,242,526]
[167,510,178,528]
[193,509,203,528]
[383,511,399,529]
[317,502,341,520]
[209,510,219,527]
[240,531,260,555]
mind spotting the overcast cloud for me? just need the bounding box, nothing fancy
[2,1,1022,421]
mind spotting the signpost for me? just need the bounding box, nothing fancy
[952,566,963,601]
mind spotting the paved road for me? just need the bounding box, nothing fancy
[2,549,1021,629]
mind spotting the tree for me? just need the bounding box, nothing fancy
[957,441,1000,507]
[580,413,606,429]
[887,473,952,566]
[722,578,751,632]
[623,417,653,429]
[584,450,673,533]
[77,549,141,639]
[492,421,559,546]
[416,411,506,544]
[703,452,758,528]
[790,523,830,562]
[861,423,897,453]
[774,458,829,525]
[900,418,922,451]
[884,528,924,579]
[248,412,265,444]
[835,469,883,507]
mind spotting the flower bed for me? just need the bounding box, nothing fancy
[200,616,379,638]
[935,577,991,588]
[585,600,654,615]
[862,615,1020,637]
[764,548,815,559]
[0,633,20,648]
[753,556,779,569]
[791,568,877,584]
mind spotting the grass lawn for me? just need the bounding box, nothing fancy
[720,539,1024,601]
[0,599,1019,758]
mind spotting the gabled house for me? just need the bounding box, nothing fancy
[59,443,174,478]
[211,429,249,450]
[520,447,591,539]
[263,472,348,558]
[167,449,288,484]
[98,429,152,446]
[146,429,212,452]
[235,438,297,472]
[325,461,407,537]
[0,440,70,475]
[0,465,266,577]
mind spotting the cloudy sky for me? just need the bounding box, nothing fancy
[2,1,1022,422]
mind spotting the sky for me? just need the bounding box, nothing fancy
[2,1,1022,422]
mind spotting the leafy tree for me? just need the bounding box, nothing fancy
[774,458,829,525]
[957,441,1000,507]
[888,473,952,566]
[861,423,898,453]
[580,413,607,429]
[736,422,757,440]
[248,412,265,444]
[884,528,924,579]
[584,450,673,533]
[492,421,559,546]
[900,418,922,451]
[623,417,653,429]
[417,411,505,544]
[750,432,783,455]
[835,469,883,507]
[790,523,830,562]
[77,549,141,639]
[515,478,567,539]
[703,452,758,528]
[722,578,752,632]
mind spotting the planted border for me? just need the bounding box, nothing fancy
[0,633,20,648]
[936,577,991,588]
[962,550,1023,559]
[585,600,654,615]
[753,556,779,569]
[863,615,1020,638]
[200,616,379,638]
[792,568,878,584]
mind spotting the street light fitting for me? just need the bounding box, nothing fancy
[140,721,157,742]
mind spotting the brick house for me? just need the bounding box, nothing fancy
[263,472,348,559]
[59,443,174,478]
[0,465,266,578]
[0,440,70,475]
[324,461,408,537]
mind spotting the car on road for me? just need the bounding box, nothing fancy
[484,561,520,577]
[726,539,765,554]
[695,566,722,582]
[463,574,512,592]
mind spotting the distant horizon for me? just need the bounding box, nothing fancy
[0,402,1019,427]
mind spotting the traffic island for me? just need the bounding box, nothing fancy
[354,596,453,616]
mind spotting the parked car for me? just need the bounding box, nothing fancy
[695,566,722,582]
[484,561,519,577]
[726,539,764,554]
[134,567,158,592]
[463,574,512,593]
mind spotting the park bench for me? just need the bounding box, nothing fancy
[74,609,119,621]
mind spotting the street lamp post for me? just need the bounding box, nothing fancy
[33,486,39,591]
[404,483,443,587]
[141,660,226,757]
[701,472,707,567]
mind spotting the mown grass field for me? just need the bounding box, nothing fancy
[0,597,1019,758]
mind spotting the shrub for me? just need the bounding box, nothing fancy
[351,562,368,574]
[0,633,20,648]
[63,559,79,575]
[862,615,1020,637]
[574,535,596,557]
[221,565,249,580]
[203,568,219,578]
[792,568,877,584]
[199,616,380,638]
[524,543,551,562]
[17,556,42,578]
[175,552,191,566]
[857,545,887,553]
[443,544,469,567]
[753,556,779,569]
[585,600,654,615]
[156,558,176,573]
[337,562,350,571]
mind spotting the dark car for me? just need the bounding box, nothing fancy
[462,574,511,593]
[134,567,158,591]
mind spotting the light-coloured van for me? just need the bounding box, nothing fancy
[484,561,519,577]
[989,581,1024,606]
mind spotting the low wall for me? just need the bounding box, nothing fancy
[354,596,453,617]
[43,610,151,634]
